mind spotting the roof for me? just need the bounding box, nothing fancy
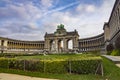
[0,36,44,43]
[67,31,79,36]
[79,33,104,41]
[108,0,119,25]
[44,31,79,37]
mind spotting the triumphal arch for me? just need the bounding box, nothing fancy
[44,24,79,53]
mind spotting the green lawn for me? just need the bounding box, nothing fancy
[102,57,120,80]
[0,68,103,80]
[15,54,100,60]
[0,55,120,80]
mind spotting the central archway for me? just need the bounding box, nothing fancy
[44,24,79,53]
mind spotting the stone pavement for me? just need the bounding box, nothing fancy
[102,55,120,67]
[0,73,58,80]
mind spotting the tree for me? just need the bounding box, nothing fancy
[106,44,114,52]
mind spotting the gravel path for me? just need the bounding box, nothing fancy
[0,73,58,80]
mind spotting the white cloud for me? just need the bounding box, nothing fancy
[43,1,80,16]
[85,5,96,12]
[76,4,96,13]
[41,0,53,8]
[41,0,115,39]
[0,0,116,40]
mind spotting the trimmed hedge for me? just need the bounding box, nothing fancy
[0,58,9,68]
[0,53,43,57]
[0,56,102,74]
[44,60,67,73]
[71,59,100,74]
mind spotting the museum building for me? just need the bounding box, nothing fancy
[0,0,120,54]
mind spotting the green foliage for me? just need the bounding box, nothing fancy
[9,59,24,70]
[0,54,102,74]
[0,68,103,80]
[84,51,101,56]
[106,44,114,52]
[0,58,9,68]
[106,51,111,55]
[0,53,43,57]
[111,49,120,56]
[45,60,67,73]
[102,57,120,80]
[71,59,100,74]
[1,57,120,80]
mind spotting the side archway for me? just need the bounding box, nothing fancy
[67,39,73,52]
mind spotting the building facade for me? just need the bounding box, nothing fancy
[78,33,104,52]
[104,0,120,52]
[44,24,79,53]
[0,37,44,53]
[0,25,104,54]
[0,0,119,54]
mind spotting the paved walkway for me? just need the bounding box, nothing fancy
[0,73,58,80]
[102,55,120,67]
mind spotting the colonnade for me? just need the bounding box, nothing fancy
[0,38,45,53]
[79,33,104,52]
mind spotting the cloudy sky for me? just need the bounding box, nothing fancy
[0,0,115,41]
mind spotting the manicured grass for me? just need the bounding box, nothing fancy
[16,54,100,60]
[0,54,102,74]
[102,57,120,80]
[0,68,103,80]
[0,56,120,80]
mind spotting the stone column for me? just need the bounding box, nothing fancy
[63,38,67,52]
[3,40,8,53]
[55,39,58,53]
[73,37,78,51]
[0,40,1,53]
[45,39,50,51]
[0,40,1,46]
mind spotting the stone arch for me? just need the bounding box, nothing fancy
[44,25,79,53]
[50,40,55,51]
[67,39,73,51]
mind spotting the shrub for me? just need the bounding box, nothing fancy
[0,58,9,68]
[71,59,101,74]
[25,60,44,72]
[0,55,102,74]
[111,49,120,56]
[9,59,24,70]
[45,60,67,73]
[107,51,111,55]
[106,44,114,52]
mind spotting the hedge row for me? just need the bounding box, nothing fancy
[0,57,102,74]
[0,58,9,68]
[0,53,43,57]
